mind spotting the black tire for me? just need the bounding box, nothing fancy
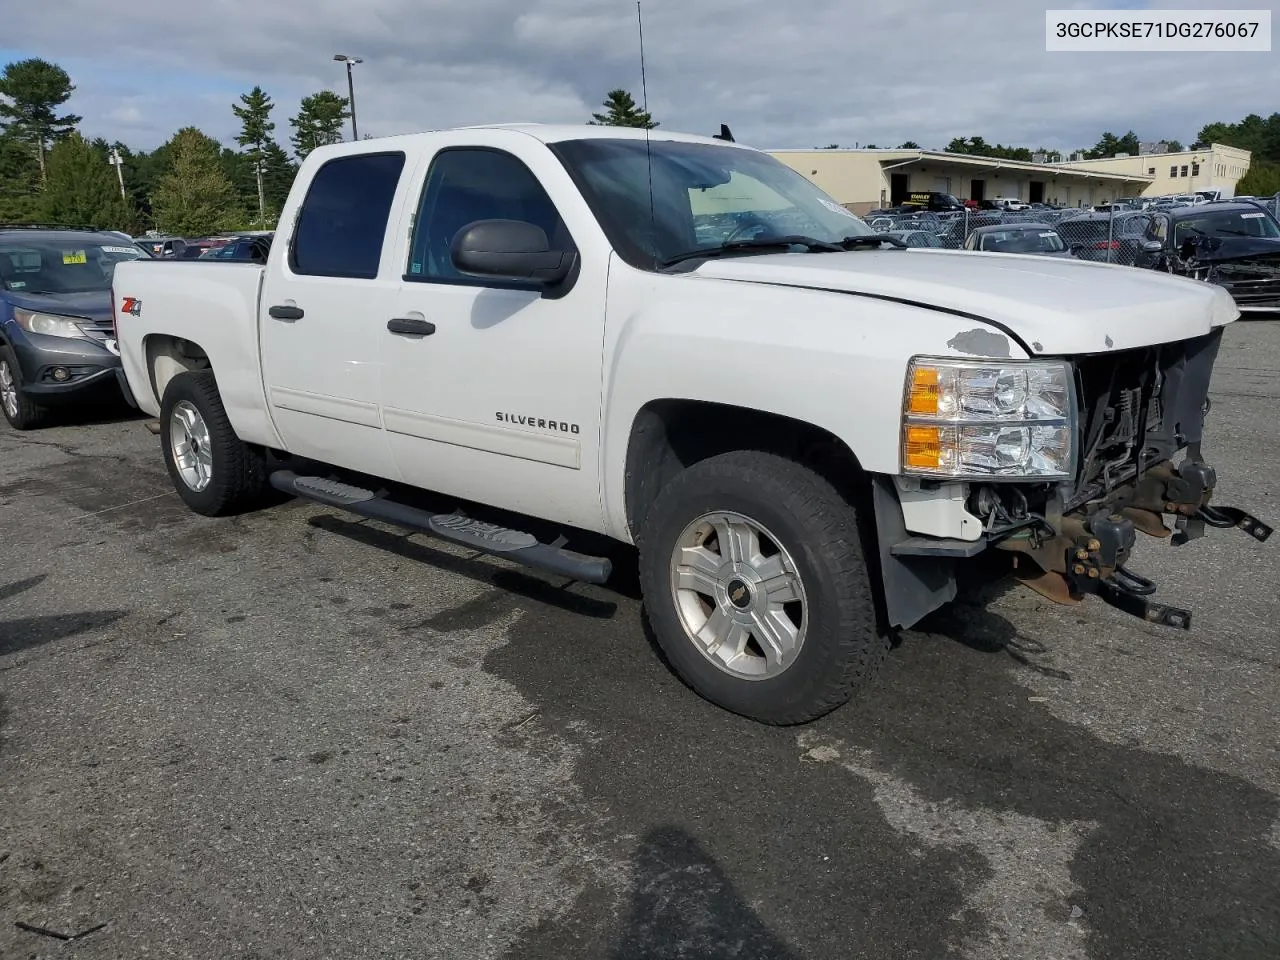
[638,450,888,725]
[160,370,271,516]
[0,346,51,431]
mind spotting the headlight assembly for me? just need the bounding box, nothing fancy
[901,357,1076,479]
[13,308,89,340]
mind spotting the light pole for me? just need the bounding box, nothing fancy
[333,54,362,141]
[107,147,127,202]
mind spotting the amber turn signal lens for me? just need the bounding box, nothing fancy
[904,425,942,469]
[907,366,940,415]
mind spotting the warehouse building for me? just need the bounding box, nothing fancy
[768,147,1155,215]
[1056,142,1251,199]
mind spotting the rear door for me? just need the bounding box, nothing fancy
[258,149,415,477]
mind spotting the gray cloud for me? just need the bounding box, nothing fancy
[7,0,1277,153]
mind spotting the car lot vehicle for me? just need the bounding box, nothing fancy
[199,233,273,264]
[135,235,187,258]
[962,223,1075,258]
[1152,202,1280,314]
[882,229,944,248]
[0,225,150,429]
[112,124,1272,724]
[903,191,966,213]
[1055,212,1165,267]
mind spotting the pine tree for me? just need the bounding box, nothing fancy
[289,91,349,160]
[588,89,657,129]
[35,132,131,230]
[261,141,298,222]
[0,58,81,180]
[151,127,242,234]
[233,86,275,225]
[0,128,41,220]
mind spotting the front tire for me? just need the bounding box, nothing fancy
[638,451,888,725]
[0,347,51,431]
[160,370,270,516]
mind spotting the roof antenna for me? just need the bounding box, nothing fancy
[637,1,658,269]
[713,124,734,142]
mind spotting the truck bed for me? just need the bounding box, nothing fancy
[112,260,282,449]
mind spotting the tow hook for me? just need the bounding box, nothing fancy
[1173,505,1274,547]
[1063,515,1193,630]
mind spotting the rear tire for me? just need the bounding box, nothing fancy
[637,450,888,725]
[0,347,51,431]
[160,370,271,516]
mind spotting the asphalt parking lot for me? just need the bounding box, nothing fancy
[2,320,1279,960]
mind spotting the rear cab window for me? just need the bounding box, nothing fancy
[290,152,407,279]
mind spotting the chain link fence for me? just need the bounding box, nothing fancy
[862,195,1280,270]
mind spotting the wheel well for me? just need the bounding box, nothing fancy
[623,399,866,537]
[145,334,210,406]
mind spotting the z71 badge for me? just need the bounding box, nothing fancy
[120,297,142,317]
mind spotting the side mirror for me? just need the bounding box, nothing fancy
[1141,239,1163,253]
[450,219,575,285]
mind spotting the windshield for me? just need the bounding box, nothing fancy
[1173,209,1280,243]
[980,229,1066,254]
[0,237,150,293]
[550,138,875,269]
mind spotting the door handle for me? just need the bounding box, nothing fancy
[387,317,437,336]
[268,304,304,321]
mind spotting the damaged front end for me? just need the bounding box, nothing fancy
[986,327,1271,629]
[1172,235,1280,315]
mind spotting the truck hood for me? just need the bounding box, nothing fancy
[689,248,1239,356]
[4,289,113,325]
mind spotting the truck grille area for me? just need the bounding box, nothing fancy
[1066,327,1223,511]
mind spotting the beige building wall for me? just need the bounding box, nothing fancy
[770,150,1151,214]
[1058,143,1251,197]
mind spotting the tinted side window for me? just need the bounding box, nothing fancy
[291,152,406,279]
[407,148,573,281]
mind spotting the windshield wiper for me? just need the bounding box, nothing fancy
[840,234,908,249]
[659,235,842,268]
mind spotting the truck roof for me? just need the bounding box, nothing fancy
[304,123,752,162]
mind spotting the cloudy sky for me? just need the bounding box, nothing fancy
[2,0,1275,155]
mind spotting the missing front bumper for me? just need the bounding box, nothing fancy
[1002,457,1273,629]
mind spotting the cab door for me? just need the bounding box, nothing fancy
[377,137,610,532]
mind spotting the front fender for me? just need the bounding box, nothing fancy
[598,264,1028,540]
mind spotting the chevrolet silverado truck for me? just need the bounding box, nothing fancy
[111,125,1272,725]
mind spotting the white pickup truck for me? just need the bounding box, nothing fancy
[112,124,1271,724]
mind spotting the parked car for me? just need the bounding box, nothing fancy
[136,236,187,258]
[903,191,966,213]
[112,124,1270,724]
[1055,212,1164,267]
[1150,202,1280,314]
[883,229,944,248]
[0,225,151,429]
[199,234,273,264]
[962,223,1075,258]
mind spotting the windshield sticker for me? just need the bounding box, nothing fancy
[62,250,87,264]
[819,197,859,219]
[1039,232,1057,238]
[1240,212,1265,218]
[8,280,25,289]
[102,245,139,254]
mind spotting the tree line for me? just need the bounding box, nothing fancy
[0,57,353,235]
[1,62,1275,237]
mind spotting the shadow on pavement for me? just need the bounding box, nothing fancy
[0,572,126,658]
[608,826,798,960]
[306,514,619,620]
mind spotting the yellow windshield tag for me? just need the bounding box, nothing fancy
[62,250,87,264]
